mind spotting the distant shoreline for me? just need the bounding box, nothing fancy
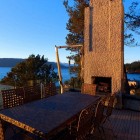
[127,72,140,74]
[0,66,13,68]
[0,58,68,68]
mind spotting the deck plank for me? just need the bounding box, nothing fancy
[92,109,140,140]
[106,109,140,140]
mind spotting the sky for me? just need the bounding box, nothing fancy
[0,0,140,64]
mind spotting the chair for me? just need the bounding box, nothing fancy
[90,99,106,139]
[91,94,116,139]
[81,83,97,95]
[52,106,95,140]
[75,108,94,140]
[102,95,116,138]
[103,95,115,122]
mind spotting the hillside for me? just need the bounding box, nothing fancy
[125,61,140,73]
[0,58,24,67]
[0,58,67,68]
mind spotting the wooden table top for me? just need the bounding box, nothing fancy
[0,92,100,138]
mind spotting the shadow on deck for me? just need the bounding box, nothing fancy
[99,109,140,140]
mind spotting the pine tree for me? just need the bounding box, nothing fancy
[124,1,140,46]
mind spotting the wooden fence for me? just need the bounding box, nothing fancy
[0,83,57,109]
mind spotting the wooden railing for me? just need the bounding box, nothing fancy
[23,84,41,103]
[1,88,24,109]
[43,83,57,98]
[0,83,57,109]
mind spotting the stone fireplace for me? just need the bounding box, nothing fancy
[83,0,124,96]
[92,76,112,94]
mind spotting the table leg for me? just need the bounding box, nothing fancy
[0,119,4,140]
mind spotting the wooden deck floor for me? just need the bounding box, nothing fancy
[101,109,140,140]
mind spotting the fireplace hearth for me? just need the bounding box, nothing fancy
[92,76,111,93]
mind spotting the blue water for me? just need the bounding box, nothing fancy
[0,67,75,83]
[0,67,11,80]
[0,67,140,83]
[127,73,140,81]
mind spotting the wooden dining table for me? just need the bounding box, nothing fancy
[0,92,100,139]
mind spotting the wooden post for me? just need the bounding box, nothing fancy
[40,83,44,98]
[55,45,83,94]
[55,46,64,94]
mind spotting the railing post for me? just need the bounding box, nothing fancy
[55,46,64,94]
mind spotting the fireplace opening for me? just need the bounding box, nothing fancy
[92,76,112,93]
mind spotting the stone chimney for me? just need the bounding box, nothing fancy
[83,0,124,96]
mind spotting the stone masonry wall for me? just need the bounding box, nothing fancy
[84,0,124,94]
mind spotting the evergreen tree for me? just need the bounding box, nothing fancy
[124,1,140,46]
[0,54,58,87]
[63,0,89,45]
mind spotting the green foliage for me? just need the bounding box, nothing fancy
[63,0,89,45]
[124,1,140,46]
[125,61,140,73]
[64,76,83,88]
[0,54,58,87]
